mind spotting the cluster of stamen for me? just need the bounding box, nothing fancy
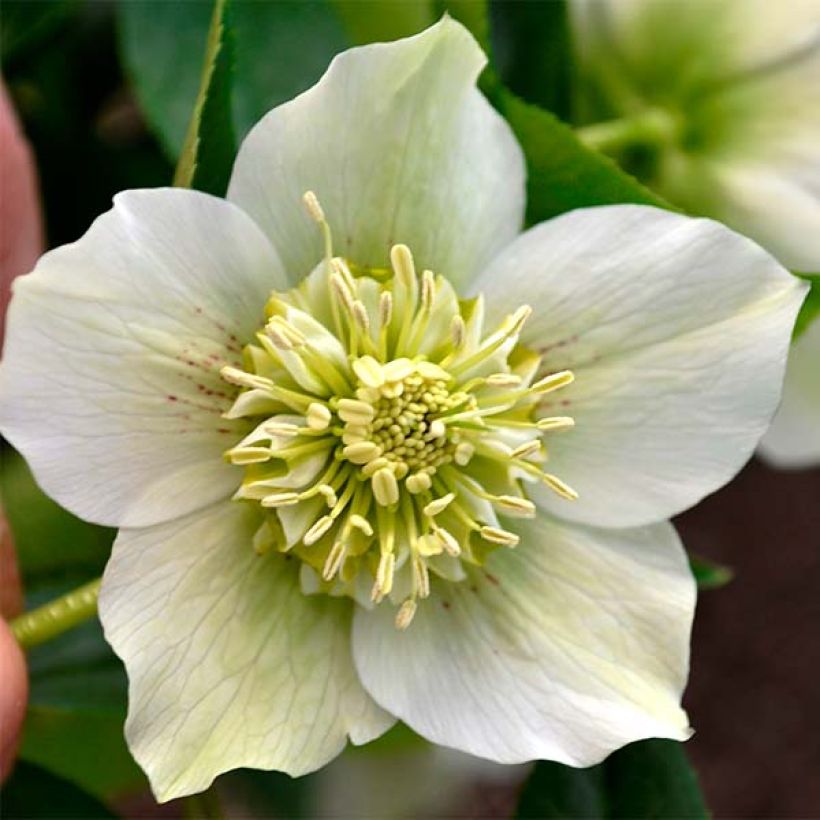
[220,192,578,629]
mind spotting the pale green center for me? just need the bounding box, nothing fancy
[220,193,577,629]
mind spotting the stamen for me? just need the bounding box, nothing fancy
[372,467,399,506]
[395,599,417,630]
[480,526,520,547]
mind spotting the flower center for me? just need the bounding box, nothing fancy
[220,193,577,629]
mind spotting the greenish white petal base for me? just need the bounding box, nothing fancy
[100,500,393,802]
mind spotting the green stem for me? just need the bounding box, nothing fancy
[576,107,679,155]
[10,578,101,650]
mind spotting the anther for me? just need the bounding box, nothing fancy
[379,291,393,327]
[406,472,432,494]
[486,373,523,387]
[454,442,475,466]
[343,441,382,464]
[423,493,455,517]
[302,190,326,223]
[304,515,334,546]
[395,598,417,630]
[536,416,575,432]
[480,526,520,547]
[532,370,574,394]
[337,398,376,423]
[220,366,273,391]
[495,495,536,516]
[511,440,542,459]
[390,244,416,288]
[352,301,370,332]
[306,402,332,430]
[322,540,347,581]
[542,473,579,501]
[432,525,460,556]
[421,270,435,311]
[450,315,466,349]
[261,492,300,507]
[372,467,400,506]
[330,272,356,311]
[349,514,374,536]
[352,356,385,388]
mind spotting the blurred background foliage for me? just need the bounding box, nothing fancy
[1,1,815,817]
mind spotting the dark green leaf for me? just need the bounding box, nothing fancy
[332,0,434,48]
[119,0,349,163]
[173,0,236,196]
[0,0,79,68]
[516,740,708,819]
[517,760,604,818]
[118,0,212,160]
[794,274,820,340]
[490,0,573,119]
[689,553,733,590]
[0,448,113,585]
[18,619,145,800]
[1,761,118,819]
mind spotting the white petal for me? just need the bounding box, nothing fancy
[100,500,393,802]
[472,205,807,527]
[0,189,286,528]
[353,515,693,766]
[228,17,524,288]
[759,314,820,468]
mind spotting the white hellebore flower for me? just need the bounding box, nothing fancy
[570,0,820,468]
[0,19,808,802]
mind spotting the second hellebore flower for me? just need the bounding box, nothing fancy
[0,20,808,801]
[570,0,820,468]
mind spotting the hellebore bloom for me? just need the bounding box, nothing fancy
[570,0,820,468]
[0,20,808,801]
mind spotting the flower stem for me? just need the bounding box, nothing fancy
[10,578,101,650]
[575,107,679,155]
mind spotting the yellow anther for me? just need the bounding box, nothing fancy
[352,356,385,388]
[480,526,520,547]
[421,270,435,311]
[317,485,337,507]
[511,440,542,459]
[432,525,461,556]
[343,441,382,464]
[330,272,356,311]
[337,398,376,423]
[263,421,300,437]
[390,244,416,288]
[423,493,455,517]
[406,471,432,494]
[304,515,334,546]
[260,492,300,508]
[415,361,450,381]
[322,540,347,581]
[379,291,393,327]
[536,416,575,432]
[450,315,466,349]
[532,370,574,394]
[352,300,370,331]
[372,467,400,506]
[495,495,536,516]
[454,442,475,466]
[226,446,271,465]
[486,373,523,387]
[382,358,415,382]
[350,514,374,536]
[542,473,579,501]
[220,366,273,391]
[306,402,332,430]
[395,598,417,630]
[302,190,326,223]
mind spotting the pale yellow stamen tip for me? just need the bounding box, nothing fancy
[322,540,346,581]
[372,467,399,506]
[395,599,417,630]
[304,515,334,546]
[495,495,536,516]
[337,398,376,424]
[406,471,432,494]
[343,441,382,464]
[533,370,574,394]
[379,292,393,327]
[486,373,522,387]
[306,402,332,430]
[433,525,461,556]
[480,526,519,547]
[536,416,575,432]
[302,190,326,223]
[352,356,385,388]
[454,442,475,466]
[261,492,300,508]
[423,493,455,517]
[390,244,415,286]
[543,473,579,501]
[350,514,374,536]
